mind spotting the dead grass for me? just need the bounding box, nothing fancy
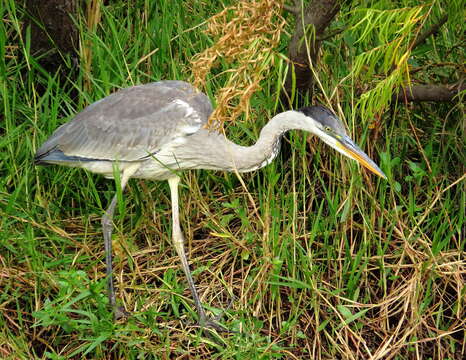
[191,0,286,128]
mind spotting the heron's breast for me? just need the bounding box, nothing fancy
[78,160,137,178]
[132,138,190,180]
[132,158,179,180]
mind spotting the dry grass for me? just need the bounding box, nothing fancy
[191,0,286,128]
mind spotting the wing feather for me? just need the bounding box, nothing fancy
[35,81,212,162]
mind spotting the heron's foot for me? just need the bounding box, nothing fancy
[113,306,130,321]
[197,295,236,333]
[198,315,231,333]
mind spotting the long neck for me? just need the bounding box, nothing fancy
[231,112,291,172]
[189,111,309,173]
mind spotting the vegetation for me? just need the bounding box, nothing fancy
[1,0,464,359]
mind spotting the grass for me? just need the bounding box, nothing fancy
[1,0,465,359]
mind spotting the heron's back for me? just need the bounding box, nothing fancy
[35,81,213,178]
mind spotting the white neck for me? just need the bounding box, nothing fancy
[175,110,319,173]
[224,110,317,172]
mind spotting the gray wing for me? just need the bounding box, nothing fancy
[35,81,213,162]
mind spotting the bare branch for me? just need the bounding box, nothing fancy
[393,82,465,103]
[411,14,449,50]
[285,0,340,97]
[283,4,299,14]
[317,26,347,41]
[283,0,301,14]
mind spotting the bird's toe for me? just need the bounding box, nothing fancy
[114,306,130,320]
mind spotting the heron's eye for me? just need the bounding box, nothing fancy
[325,126,332,132]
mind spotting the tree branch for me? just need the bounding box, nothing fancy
[283,4,299,14]
[317,26,347,41]
[284,0,340,98]
[411,14,448,50]
[283,0,301,14]
[393,82,465,103]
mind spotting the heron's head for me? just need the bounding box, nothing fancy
[298,106,386,179]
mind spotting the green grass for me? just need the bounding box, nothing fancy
[1,0,464,359]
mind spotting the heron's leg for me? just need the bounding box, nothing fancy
[167,176,209,322]
[102,192,119,314]
[102,165,139,320]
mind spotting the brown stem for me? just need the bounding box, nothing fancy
[283,4,300,14]
[284,0,340,97]
[393,83,465,103]
[317,26,347,41]
[411,14,449,50]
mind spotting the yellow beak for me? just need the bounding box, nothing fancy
[336,136,387,179]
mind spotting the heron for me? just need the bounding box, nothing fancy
[34,80,386,329]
